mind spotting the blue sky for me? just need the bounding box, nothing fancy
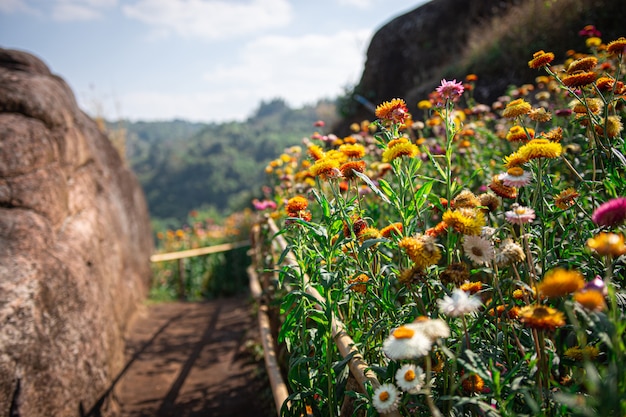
[1,0,428,122]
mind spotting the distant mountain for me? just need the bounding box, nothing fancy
[110,99,337,226]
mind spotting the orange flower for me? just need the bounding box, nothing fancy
[543,127,563,142]
[460,281,482,294]
[587,232,626,257]
[562,71,596,88]
[375,98,410,124]
[399,235,441,269]
[381,222,403,238]
[554,188,579,210]
[425,221,449,238]
[573,290,606,311]
[607,37,626,55]
[537,268,585,298]
[339,160,366,180]
[567,56,598,73]
[528,50,555,69]
[347,273,369,294]
[518,305,565,331]
[309,158,340,179]
[286,195,308,212]
[339,143,366,159]
[506,125,534,142]
[488,176,518,199]
[462,373,485,394]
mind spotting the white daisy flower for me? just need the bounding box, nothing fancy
[382,324,433,360]
[438,288,482,317]
[412,318,450,342]
[372,383,401,414]
[395,364,426,394]
[462,234,495,265]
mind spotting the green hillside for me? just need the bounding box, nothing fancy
[113,98,337,228]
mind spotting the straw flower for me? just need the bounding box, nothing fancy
[453,190,480,209]
[528,107,552,123]
[309,157,340,178]
[518,305,565,331]
[591,197,626,227]
[382,141,418,162]
[399,235,441,269]
[604,115,623,138]
[517,139,562,160]
[537,268,585,298]
[499,167,533,188]
[564,345,600,361]
[371,384,401,414]
[528,50,555,69]
[381,222,403,238]
[460,281,483,294]
[567,56,598,73]
[339,143,366,159]
[496,238,526,267]
[442,209,485,236]
[489,175,518,199]
[376,98,409,124]
[505,203,536,225]
[502,98,532,118]
[438,288,482,317]
[383,324,433,360]
[607,37,626,55]
[347,273,369,294]
[562,70,596,88]
[307,144,325,161]
[286,195,308,212]
[554,188,579,210]
[479,192,501,212]
[503,151,528,169]
[462,235,495,265]
[412,317,451,341]
[339,160,365,180]
[436,78,465,99]
[543,126,563,143]
[586,232,626,256]
[506,125,534,142]
[574,289,606,311]
[462,373,485,394]
[395,364,425,394]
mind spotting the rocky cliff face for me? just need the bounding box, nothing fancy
[0,49,153,416]
[341,0,626,130]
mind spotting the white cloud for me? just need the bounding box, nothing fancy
[122,0,293,41]
[202,29,371,107]
[0,0,39,15]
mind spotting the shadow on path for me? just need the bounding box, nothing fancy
[112,295,271,417]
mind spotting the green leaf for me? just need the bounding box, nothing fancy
[352,170,390,204]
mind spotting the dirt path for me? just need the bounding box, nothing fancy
[113,295,273,417]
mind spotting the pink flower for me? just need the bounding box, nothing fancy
[436,79,465,100]
[498,169,532,188]
[505,204,536,225]
[592,197,626,227]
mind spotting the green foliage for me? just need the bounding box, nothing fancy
[115,99,337,227]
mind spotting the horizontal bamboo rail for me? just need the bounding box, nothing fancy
[150,240,250,262]
[265,219,401,417]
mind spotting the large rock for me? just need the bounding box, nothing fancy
[340,0,626,131]
[0,49,153,416]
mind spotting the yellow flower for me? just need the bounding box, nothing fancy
[308,144,325,161]
[605,115,623,138]
[586,37,602,48]
[399,235,441,269]
[453,190,480,209]
[562,70,596,88]
[563,345,600,361]
[571,98,603,114]
[442,209,485,236]
[460,281,482,294]
[518,139,562,160]
[502,98,532,118]
[382,141,419,162]
[518,305,565,331]
[381,222,403,238]
[309,157,340,178]
[339,143,366,159]
[543,127,563,142]
[537,268,585,298]
[506,125,534,142]
[503,151,529,168]
[587,232,626,257]
[528,107,552,123]
[417,100,432,110]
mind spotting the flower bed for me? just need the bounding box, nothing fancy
[252,31,626,416]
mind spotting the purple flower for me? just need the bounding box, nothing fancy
[436,79,465,100]
[584,276,608,296]
[591,197,626,227]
